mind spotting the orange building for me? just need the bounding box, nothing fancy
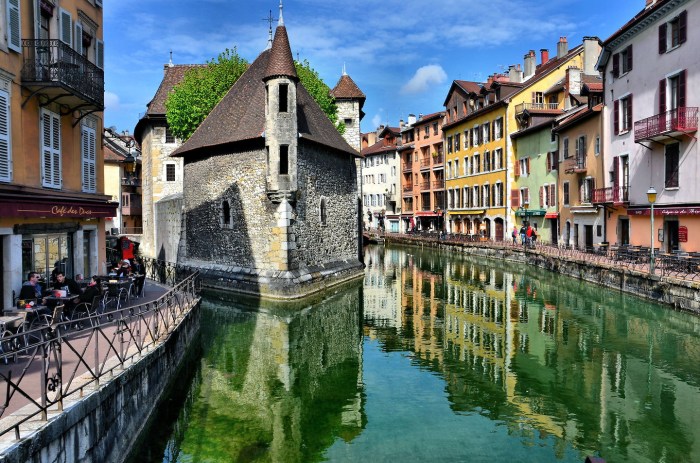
[0,0,113,309]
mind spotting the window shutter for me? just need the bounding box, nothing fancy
[510,189,520,207]
[6,0,21,53]
[626,45,633,72]
[659,23,667,53]
[41,109,61,188]
[575,137,580,158]
[96,40,104,69]
[81,123,96,193]
[613,156,620,190]
[612,53,619,78]
[514,159,520,177]
[59,8,72,45]
[679,70,686,108]
[74,22,83,55]
[491,184,495,207]
[0,89,11,182]
[526,157,530,174]
[469,127,473,146]
[499,117,504,138]
[679,10,687,44]
[539,186,544,207]
[614,100,620,135]
[659,79,666,114]
[549,184,556,207]
[626,95,633,131]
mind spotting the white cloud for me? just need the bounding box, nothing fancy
[401,65,447,94]
[104,91,120,111]
[371,114,383,128]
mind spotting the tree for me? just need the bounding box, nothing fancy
[166,52,343,141]
[165,49,248,141]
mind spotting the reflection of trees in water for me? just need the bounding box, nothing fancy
[152,287,365,463]
[363,244,700,463]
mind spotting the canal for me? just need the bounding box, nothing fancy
[128,244,700,462]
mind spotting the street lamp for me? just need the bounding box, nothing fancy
[647,186,657,275]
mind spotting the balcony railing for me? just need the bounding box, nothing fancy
[563,157,586,174]
[433,155,443,165]
[402,164,412,173]
[420,158,431,168]
[122,177,141,187]
[634,107,698,142]
[420,182,431,190]
[21,39,104,109]
[403,184,413,192]
[592,186,629,204]
[432,181,444,190]
[515,102,560,114]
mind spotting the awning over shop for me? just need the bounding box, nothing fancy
[448,210,484,216]
[544,212,559,219]
[515,209,546,217]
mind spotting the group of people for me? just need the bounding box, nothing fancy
[17,271,103,313]
[512,224,538,247]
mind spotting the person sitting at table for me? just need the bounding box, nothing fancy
[116,260,132,278]
[51,271,82,296]
[18,271,47,301]
[80,276,103,304]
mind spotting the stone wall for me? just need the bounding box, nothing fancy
[0,300,200,463]
[154,194,183,263]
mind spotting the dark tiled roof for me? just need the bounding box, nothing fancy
[331,74,365,100]
[147,65,204,116]
[361,139,400,156]
[104,145,125,162]
[417,111,444,123]
[603,0,670,46]
[172,45,357,158]
[455,80,482,94]
[264,25,297,81]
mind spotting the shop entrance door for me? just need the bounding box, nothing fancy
[22,234,73,282]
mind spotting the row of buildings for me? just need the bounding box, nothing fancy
[361,0,699,254]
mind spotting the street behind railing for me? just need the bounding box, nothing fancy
[0,269,200,440]
[384,232,700,281]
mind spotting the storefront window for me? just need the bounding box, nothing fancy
[22,234,72,282]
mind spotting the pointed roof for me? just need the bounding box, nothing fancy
[172,48,358,158]
[331,74,366,101]
[264,24,297,81]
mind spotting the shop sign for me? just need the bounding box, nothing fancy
[679,226,688,242]
[629,207,700,216]
[1,201,116,218]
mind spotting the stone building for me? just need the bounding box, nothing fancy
[172,11,364,298]
[134,62,204,263]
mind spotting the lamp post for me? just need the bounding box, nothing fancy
[647,186,657,275]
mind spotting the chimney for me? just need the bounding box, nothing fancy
[582,36,601,75]
[566,67,582,103]
[524,50,536,79]
[407,113,416,125]
[418,113,424,120]
[399,119,405,130]
[376,124,385,138]
[509,64,523,83]
[540,49,549,65]
[557,37,568,59]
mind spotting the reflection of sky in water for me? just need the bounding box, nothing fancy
[325,338,581,463]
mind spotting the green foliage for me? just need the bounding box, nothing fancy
[165,48,249,141]
[294,59,344,134]
[165,50,343,141]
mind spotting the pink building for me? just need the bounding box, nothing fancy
[597,0,699,252]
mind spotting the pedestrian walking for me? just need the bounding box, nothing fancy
[512,226,518,245]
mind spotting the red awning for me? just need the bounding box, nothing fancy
[544,212,559,219]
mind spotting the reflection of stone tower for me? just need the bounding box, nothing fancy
[264,5,298,199]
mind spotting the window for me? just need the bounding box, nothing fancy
[391,166,396,176]
[563,137,569,158]
[563,182,570,206]
[661,70,687,114]
[279,145,289,174]
[6,0,21,53]
[575,135,586,161]
[165,163,176,182]
[0,87,12,182]
[446,161,452,179]
[484,150,491,171]
[165,126,175,143]
[612,45,633,78]
[482,122,490,143]
[221,200,231,228]
[424,126,430,138]
[520,187,529,206]
[473,153,480,173]
[320,198,327,226]
[615,95,633,134]
[447,136,453,154]
[463,130,469,149]
[518,157,530,176]
[580,177,595,203]
[454,159,459,178]
[665,142,679,188]
[495,148,503,170]
[278,84,288,113]
[463,157,468,176]
[494,118,503,140]
[41,108,61,188]
[659,11,687,53]
[433,122,438,135]
[595,136,600,155]
[473,126,480,146]
[81,118,96,193]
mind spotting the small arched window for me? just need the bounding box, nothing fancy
[320,197,327,226]
[222,200,231,228]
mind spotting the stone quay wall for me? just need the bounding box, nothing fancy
[0,300,201,463]
[387,236,700,314]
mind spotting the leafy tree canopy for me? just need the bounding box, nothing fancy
[165,50,343,141]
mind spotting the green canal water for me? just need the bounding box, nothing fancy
[128,245,700,462]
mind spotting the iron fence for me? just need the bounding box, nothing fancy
[0,271,200,439]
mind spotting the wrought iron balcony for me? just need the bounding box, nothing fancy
[420,182,431,191]
[121,176,141,187]
[21,39,104,110]
[592,186,629,205]
[403,184,413,192]
[432,180,444,190]
[420,158,431,168]
[563,156,586,174]
[634,107,698,142]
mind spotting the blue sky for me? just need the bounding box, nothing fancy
[103,0,642,135]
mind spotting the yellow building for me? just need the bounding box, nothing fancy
[443,78,521,240]
[0,0,112,309]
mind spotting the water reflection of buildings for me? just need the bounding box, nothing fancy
[365,247,700,462]
[172,286,366,463]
